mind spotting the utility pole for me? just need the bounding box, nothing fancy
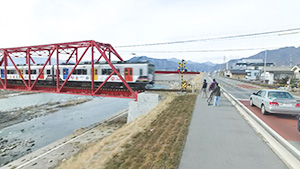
[264,50,267,83]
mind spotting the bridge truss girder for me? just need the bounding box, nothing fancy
[0,40,138,100]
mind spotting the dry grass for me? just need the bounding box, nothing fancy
[57,74,203,169]
[57,93,179,169]
[106,93,197,169]
[57,93,197,169]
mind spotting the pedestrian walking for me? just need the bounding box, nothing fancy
[201,79,208,98]
[213,83,221,106]
[208,79,216,98]
[209,79,216,92]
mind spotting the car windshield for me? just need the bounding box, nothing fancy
[267,91,295,100]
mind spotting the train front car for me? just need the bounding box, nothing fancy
[56,62,155,90]
[133,62,155,89]
[0,61,155,90]
[97,62,155,90]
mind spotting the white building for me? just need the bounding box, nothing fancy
[261,66,294,84]
[291,65,300,80]
[234,59,274,80]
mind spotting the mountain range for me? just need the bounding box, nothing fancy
[128,46,300,72]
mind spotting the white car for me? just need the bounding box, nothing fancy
[250,89,300,115]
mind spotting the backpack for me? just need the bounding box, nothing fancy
[209,82,215,90]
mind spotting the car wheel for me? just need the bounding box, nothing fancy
[250,99,254,106]
[261,105,269,115]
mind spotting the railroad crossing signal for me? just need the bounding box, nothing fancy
[178,59,187,90]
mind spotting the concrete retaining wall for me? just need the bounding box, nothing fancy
[127,93,160,123]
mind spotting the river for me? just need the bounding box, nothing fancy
[0,93,131,166]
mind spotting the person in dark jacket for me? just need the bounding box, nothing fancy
[209,79,216,91]
[201,79,208,98]
[213,83,221,106]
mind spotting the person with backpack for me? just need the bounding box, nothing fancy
[207,79,217,105]
[213,83,221,106]
[209,79,216,91]
[201,79,208,98]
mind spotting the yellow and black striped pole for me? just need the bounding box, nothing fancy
[178,59,187,90]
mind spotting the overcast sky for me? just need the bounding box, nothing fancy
[0,0,300,64]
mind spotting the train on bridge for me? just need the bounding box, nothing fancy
[0,62,155,90]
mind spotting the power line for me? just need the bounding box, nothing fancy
[116,27,300,48]
[118,47,279,53]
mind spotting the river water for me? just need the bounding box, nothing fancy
[0,93,131,166]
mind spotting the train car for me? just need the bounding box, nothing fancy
[0,62,155,89]
[0,64,53,85]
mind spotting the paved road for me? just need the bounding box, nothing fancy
[179,75,288,169]
[213,76,260,100]
[241,100,300,141]
[215,76,300,150]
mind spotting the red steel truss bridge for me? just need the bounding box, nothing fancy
[0,40,138,100]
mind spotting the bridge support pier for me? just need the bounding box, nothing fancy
[127,93,160,123]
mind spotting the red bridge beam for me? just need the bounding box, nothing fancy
[0,84,139,99]
[0,40,137,100]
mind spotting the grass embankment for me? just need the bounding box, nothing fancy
[57,93,197,169]
[106,93,197,169]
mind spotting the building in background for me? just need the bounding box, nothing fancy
[224,69,247,79]
[233,59,275,80]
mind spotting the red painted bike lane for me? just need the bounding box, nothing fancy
[240,100,300,141]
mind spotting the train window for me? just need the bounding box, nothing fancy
[108,69,113,75]
[102,69,119,75]
[47,70,51,75]
[148,64,155,74]
[140,69,143,76]
[7,70,17,74]
[102,69,112,75]
[25,70,36,74]
[72,69,87,75]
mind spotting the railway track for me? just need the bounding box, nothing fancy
[1,83,188,95]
